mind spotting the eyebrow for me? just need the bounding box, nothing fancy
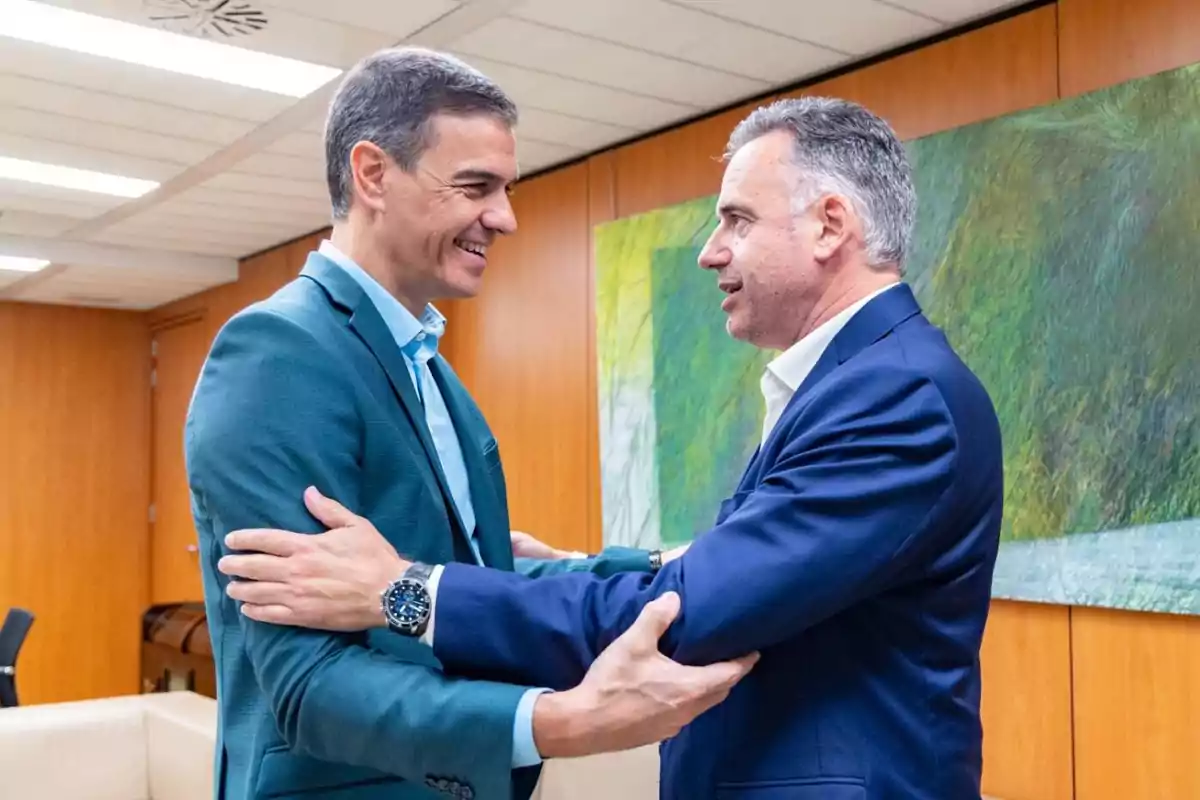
[717,201,755,219]
[452,169,510,184]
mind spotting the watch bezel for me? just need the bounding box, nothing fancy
[381,573,432,635]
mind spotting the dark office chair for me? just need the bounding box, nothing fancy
[0,607,35,708]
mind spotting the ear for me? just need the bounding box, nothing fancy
[812,194,855,262]
[348,141,390,213]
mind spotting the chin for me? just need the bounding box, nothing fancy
[444,273,484,299]
[724,314,751,343]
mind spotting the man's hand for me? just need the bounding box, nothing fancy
[511,530,586,560]
[218,486,409,630]
[532,592,758,758]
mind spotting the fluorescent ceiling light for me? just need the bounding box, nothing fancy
[0,155,159,198]
[2,0,342,97]
[0,255,50,272]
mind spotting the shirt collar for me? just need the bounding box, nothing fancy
[318,239,445,360]
[767,281,900,392]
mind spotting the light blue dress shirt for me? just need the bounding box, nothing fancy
[319,240,545,769]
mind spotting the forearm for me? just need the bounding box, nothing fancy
[430,564,660,689]
[429,371,959,673]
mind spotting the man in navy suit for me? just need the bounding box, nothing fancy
[220,96,1004,799]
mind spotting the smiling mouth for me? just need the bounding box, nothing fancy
[455,239,487,259]
[719,282,742,295]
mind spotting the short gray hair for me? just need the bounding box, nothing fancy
[725,96,915,268]
[323,47,518,219]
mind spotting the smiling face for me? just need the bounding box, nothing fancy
[698,129,856,351]
[350,111,519,306]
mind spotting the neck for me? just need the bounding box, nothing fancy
[793,264,899,345]
[330,218,428,318]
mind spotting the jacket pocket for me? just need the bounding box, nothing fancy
[716,776,867,800]
[254,746,406,798]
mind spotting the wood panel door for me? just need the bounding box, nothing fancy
[151,318,210,604]
[0,303,150,704]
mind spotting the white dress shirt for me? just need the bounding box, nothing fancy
[760,282,899,444]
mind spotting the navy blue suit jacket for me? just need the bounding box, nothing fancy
[428,284,1004,799]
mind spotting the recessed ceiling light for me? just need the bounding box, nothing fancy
[0,255,50,272]
[0,156,159,198]
[2,0,342,97]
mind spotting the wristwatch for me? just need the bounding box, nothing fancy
[649,549,663,572]
[381,562,434,637]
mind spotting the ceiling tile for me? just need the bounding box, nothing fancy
[0,106,218,166]
[38,0,387,69]
[448,52,699,130]
[89,226,257,257]
[201,171,327,200]
[265,132,326,162]
[515,108,639,151]
[237,151,326,183]
[257,0,463,39]
[0,270,30,291]
[0,209,79,237]
[153,194,330,229]
[0,74,256,144]
[672,0,942,56]
[884,0,1021,24]
[451,17,769,107]
[14,262,227,310]
[0,184,123,218]
[516,138,583,174]
[178,185,331,217]
[512,0,847,83]
[0,36,295,122]
[0,130,181,183]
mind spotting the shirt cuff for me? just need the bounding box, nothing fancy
[512,688,550,767]
[418,563,444,647]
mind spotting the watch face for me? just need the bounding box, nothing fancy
[385,579,430,629]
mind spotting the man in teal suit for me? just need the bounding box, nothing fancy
[185,47,753,800]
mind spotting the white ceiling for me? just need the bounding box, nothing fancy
[0,0,1028,310]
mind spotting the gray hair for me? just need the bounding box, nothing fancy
[323,47,518,219]
[725,96,915,268]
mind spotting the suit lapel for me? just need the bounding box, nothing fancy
[765,282,924,449]
[428,359,513,570]
[300,254,472,554]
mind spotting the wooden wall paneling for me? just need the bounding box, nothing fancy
[1071,607,1200,800]
[791,6,1059,139]
[611,98,776,219]
[445,164,594,554]
[0,303,150,704]
[150,317,212,604]
[979,600,1076,800]
[1059,0,1200,97]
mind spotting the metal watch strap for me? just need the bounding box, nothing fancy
[648,549,663,572]
[404,561,434,582]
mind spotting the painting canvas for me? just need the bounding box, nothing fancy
[594,62,1200,615]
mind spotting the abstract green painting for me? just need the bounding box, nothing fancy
[594,62,1200,615]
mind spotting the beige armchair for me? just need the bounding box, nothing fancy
[0,691,216,800]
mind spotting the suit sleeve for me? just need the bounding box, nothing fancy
[186,308,528,796]
[429,367,959,689]
[513,546,653,580]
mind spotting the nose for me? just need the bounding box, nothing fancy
[482,192,518,236]
[698,229,730,270]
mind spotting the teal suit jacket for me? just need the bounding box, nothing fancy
[185,252,650,800]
